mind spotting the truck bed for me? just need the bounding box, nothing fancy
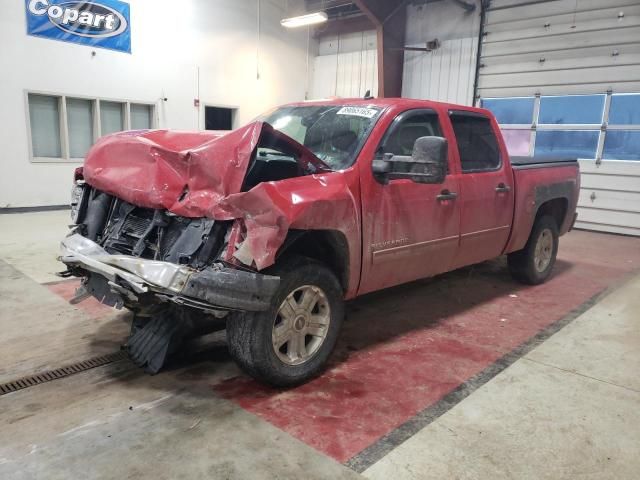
[510,156,578,168]
[505,159,580,255]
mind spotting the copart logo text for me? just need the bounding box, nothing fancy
[27,0,128,38]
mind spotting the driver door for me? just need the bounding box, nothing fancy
[359,108,461,294]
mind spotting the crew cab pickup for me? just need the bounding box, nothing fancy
[59,98,580,386]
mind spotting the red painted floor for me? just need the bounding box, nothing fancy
[215,231,640,463]
[43,231,640,463]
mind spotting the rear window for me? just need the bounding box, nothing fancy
[449,112,500,172]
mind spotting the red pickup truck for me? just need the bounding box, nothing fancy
[60,98,579,386]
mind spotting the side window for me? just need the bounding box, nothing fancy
[382,112,442,156]
[449,113,500,172]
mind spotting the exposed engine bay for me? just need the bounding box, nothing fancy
[63,184,281,314]
[61,183,283,373]
[82,190,224,267]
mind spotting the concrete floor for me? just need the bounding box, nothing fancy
[0,210,639,479]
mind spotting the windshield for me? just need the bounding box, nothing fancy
[261,105,382,170]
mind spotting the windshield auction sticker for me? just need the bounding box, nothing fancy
[336,107,378,118]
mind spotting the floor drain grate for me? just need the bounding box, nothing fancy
[0,351,128,396]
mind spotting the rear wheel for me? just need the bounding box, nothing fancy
[226,255,344,387]
[508,215,559,285]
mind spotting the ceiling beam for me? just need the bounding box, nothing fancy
[353,0,407,97]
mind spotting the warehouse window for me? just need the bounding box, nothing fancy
[500,130,531,156]
[481,98,534,125]
[28,94,62,158]
[535,131,599,158]
[27,92,156,162]
[130,103,153,130]
[67,98,94,158]
[607,94,640,125]
[482,93,640,161]
[100,101,125,135]
[538,95,605,125]
[603,131,640,161]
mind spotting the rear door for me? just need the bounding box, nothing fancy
[447,111,515,268]
[358,108,461,294]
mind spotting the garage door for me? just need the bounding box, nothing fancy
[477,0,640,236]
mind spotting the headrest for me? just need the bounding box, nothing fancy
[398,125,431,152]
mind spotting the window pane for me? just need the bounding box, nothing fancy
[130,104,153,130]
[501,129,531,156]
[608,94,640,125]
[100,101,124,135]
[450,113,500,172]
[539,95,605,124]
[534,130,599,158]
[481,97,534,124]
[603,131,640,161]
[28,94,61,157]
[67,98,94,158]
[384,112,442,156]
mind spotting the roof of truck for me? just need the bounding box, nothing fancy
[284,97,491,116]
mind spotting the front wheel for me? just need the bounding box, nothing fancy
[226,255,344,387]
[508,215,559,285]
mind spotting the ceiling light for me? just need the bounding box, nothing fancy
[281,11,328,28]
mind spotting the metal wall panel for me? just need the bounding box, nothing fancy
[487,0,635,22]
[578,189,640,214]
[481,52,640,75]
[403,37,477,104]
[487,4,640,31]
[309,31,378,99]
[482,27,640,59]
[402,1,480,105]
[480,82,640,98]
[479,2,640,96]
[481,65,640,90]
[479,1,640,236]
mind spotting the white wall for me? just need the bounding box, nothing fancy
[0,0,310,208]
[402,0,480,105]
[309,30,378,99]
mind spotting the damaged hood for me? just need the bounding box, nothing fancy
[84,122,261,217]
[83,122,329,218]
[82,122,352,271]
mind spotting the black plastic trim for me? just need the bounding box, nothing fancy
[181,266,280,312]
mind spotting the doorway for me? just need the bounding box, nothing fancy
[204,106,234,130]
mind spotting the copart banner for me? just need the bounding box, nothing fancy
[26,0,131,53]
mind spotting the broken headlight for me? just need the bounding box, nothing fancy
[70,182,88,224]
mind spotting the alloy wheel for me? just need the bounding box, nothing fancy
[271,285,331,365]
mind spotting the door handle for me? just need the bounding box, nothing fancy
[437,189,458,201]
[495,183,511,193]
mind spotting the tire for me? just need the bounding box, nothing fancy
[508,215,559,285]
[226,255,344,387]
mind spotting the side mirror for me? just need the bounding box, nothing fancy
[373,136,447,184]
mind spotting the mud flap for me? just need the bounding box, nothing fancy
[127,310,189,374]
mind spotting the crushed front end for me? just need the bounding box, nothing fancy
[59,182,279,372]
[57,117,354,375]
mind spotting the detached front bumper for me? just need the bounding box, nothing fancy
[59,233,280,312]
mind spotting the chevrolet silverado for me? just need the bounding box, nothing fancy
[59,98,580,386]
